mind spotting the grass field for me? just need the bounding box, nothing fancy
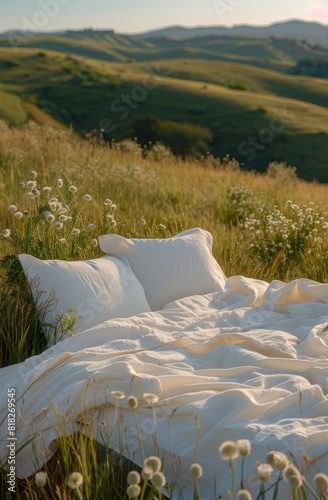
[1,122,328,498]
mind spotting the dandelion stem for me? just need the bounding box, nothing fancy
[272,472,282,500]
[240,455,245,489]
[229,459,236,500]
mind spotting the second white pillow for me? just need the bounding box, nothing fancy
[98,228,226,310]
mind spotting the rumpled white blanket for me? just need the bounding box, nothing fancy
[1,276,328,499]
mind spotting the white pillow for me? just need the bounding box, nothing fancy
[18,254,151,345]
[98,228,226,310]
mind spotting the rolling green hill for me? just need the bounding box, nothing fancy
[0,43,327,181]
[1,30,327,71]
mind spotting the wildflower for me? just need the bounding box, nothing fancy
[59,215,68,221]
[139,217,146,227]
[266,451,288,470]
[151,471,166,488]
[88,223,96,231]
[19,182,25,188]
[143,393,159,404]
[72,228,80,235]
[111,204,117,211]
[111,390,125,399]
[59,238,66,244]
[110,220,117,228]
[106,214,114,222]
[43,187,52,195]
[257,463,273,482]
[141,466,153,481]
[69,185,77,193]
[127,471,141,486]
[57,178,63,188]
[35,471,47,488]
[159,224,166,230]
[3,229,11,238]
[314,472,328,495]
[126,484,141,499]
[236,490,252,500]
[218,441,239,461]
[91,239,98,247]
[26,192,35,200]
[128,396,138,409]
[237,439,251,457]
[27,181,36,189]
[283,464,302,489]
[46,214,55,223]
[55,222,63,230]
[67,472,84,489]
[9,205,17,213]
[14,212,23,219]
[29,171,37,179]
[144,456,162,473]
[83,194,92,201]
[104,198,112,205]
[190,463,203,479]
[32,189,40,198]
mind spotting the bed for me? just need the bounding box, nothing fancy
[1,228,328,499]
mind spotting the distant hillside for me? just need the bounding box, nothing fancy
[0,48,327,181]
[139,20,328,48]
[0,29,327,73]
[291,58,328,78]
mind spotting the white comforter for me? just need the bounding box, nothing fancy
[1,276,328,499]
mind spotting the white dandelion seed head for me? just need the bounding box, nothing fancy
[257,463,273,482]
[111,390,125,399]
[110,220,117,228]
[127,470,141,486]
[55,222,63,230]
[237,439,251,457]
[218,441,239,461]
[26,192,35,200]
[83,194,92,201]
[72,228,80,235]
[69,185,77,193]
[29,171,37,179]
[19,182,25,188]
[46,214,55,223]
[35,471,47,488]
[104,198,112,206]
[141,466,153,481]
[236,490,252,500]
[126,484,141,499]
[3,229,11,238]
[143,456,162,473]
[139,217,146,227]
[143,393,159,404]
[43,187,52,195]
[91,239,98,247]
[59,238,66,244]
[151,471,166,489]
[58,215,68,222]
[283,465,301,481]
[111,204,117,212]
[190,463,203,479]
[88,223,96,231]
[57,178,63,188]
[159,224,166,230]
[14,212,23,219]
[314,473,328,495]
[27,180,36,189]
[9,205,17,213]
[128,396,138,409]
[67,472,84,490]
[32,189,40,198]
[266,451,288,470]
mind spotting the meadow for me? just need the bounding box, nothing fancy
[0,120,328,498]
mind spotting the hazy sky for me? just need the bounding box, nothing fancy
[1,0,328,33]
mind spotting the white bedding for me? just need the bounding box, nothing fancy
[1,275,328,498]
